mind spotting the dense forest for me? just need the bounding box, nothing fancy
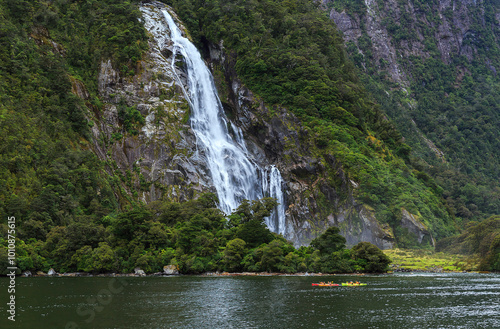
[328,0,500,223]
[0,0,498,274]
[0,194,391,274]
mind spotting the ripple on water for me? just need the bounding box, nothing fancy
[1,273,499,328]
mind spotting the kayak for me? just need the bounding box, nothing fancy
[341,283,367,286]
[312,283,340,287]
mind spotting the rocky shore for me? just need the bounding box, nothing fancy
[19,265,181,278]
[14,265,474,278]
[18,269,377,278]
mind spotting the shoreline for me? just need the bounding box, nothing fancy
[4,269,486,278]
[10,271,371,278]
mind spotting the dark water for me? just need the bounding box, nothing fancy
[1,273,499,328]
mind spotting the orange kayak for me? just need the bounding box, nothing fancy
[312,283,340,287]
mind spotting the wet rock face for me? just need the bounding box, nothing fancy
[400,209,435,247]
[337,206,395,249]
[91,5,214,204]
[206,42,396,249]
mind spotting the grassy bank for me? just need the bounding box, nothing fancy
[384,249,479,272]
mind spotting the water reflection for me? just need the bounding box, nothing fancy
[0,273,498,328]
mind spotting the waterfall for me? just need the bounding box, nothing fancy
[262,165,286,235]
[141,6,288,236]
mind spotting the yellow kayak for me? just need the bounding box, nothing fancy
[342,283,367,286]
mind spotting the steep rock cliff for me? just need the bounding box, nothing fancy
[86,2,395,248]
[90,4,210,205]
[327,0,498,82]
[324,0,500,236]
[205,40,396,248]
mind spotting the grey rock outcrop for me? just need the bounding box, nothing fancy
[134,267,146,276]
[400,208,435,247]
[338,206,395,249]
[87,4,213,205]
[163,265,179,275]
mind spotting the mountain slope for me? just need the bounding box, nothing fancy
[163,0,456,246]
[325,0,500,223]
[1,0,487,273]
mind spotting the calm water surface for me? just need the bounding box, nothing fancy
[0,273,499,328]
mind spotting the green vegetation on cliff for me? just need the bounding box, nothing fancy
[0,0,149,233]
[331,0,500,225]
[436,216,500,271]
[165,0,456,241]
[0,0,147,270]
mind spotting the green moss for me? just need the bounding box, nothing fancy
[181,103,191,124]
[384,248,478,272]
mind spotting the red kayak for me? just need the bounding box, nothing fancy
[312,283,340,287]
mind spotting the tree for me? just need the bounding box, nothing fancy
[483,234,500,271]
[236,219,274,249]
[232,198,278,224]
[223,238,247,272]
[91,242,117,273]
[111,208,152,241]
[351,242,391,273]
[259,240,284,272]
[71,245,93,272]
[310,226,346,255]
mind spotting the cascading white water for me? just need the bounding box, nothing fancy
[141,5,288,236]
[269,166,286,234]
